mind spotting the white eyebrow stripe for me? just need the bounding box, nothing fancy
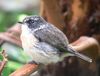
[31,17,34,19]
[33,24,46,32]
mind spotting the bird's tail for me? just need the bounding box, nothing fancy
[67,46,92,63]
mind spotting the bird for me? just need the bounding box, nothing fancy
[19,15,92,65]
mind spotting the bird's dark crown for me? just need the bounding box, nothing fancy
[23,15,46,29]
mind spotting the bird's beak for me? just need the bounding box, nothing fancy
[18,21,23,24]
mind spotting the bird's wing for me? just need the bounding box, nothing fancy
[34,42,60,57]
[33,23,92,63]
[34,23,68,51]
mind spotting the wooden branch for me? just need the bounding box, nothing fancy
[0,50,8,75]
[10,63,38,76]
[41,0,66,31]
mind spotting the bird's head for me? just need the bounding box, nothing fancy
[19,15,47,31]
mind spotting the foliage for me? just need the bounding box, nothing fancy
[0,10,38,32]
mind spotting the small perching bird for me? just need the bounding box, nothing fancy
[19,15,92,65]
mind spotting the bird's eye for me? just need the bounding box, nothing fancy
[26,19,34,24]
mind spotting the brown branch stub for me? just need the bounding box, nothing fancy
[0,50,8,75]
[70,36,100,60]
[10,63,38,76]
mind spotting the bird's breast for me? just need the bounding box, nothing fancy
[21,25,39,50]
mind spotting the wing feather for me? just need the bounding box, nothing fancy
[34,23,69,50]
